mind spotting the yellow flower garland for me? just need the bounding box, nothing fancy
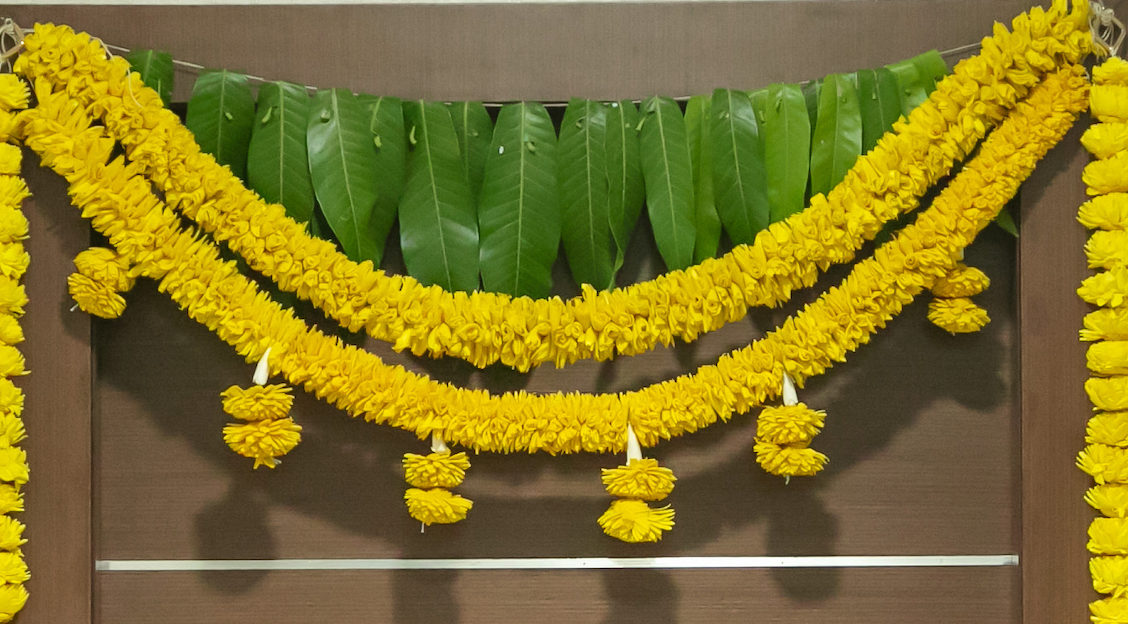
[14,64,1088,458]
[11,1,1092,373]
[0,75,32,623]
[1077,57,1128,622]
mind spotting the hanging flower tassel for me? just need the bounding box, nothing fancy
[220,348,301,469]
[403,433,473,527]
[67,247,135,319]
[927,261,991,334]
[598,423,675,543]
[753,372,828,480]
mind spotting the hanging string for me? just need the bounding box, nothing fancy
[1091,2,1125,58]
[0,18,984,108]
[0,19,26,74]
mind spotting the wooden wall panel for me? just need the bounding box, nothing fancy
[98,568,1017,624]
[19,153,93,621]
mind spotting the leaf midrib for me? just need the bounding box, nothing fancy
[418,102,455,290]
[330,91,364,257]
[513,104,528,295]
[825,78,850,189]
[654,100,684,263]
[725,91,754,240]
[216,71,228,164]
[275,87,286,209]
[583,102,599,283]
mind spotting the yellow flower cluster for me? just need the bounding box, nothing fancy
[404,487,473,526]
[11,2,1092,372]
[931,263,990,298]
[403,451,471,489]
[0,75,31,623]
[927,297,991,334]
[596,499,674,544]
[754,403,828,477]
[1079,59,1128,621]
[601,458,676,501]
[14,59,1087,456]
[220,384,300,468]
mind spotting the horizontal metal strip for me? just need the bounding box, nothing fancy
[97,555,1018,572]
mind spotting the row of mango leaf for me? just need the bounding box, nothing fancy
[127,49,949,298]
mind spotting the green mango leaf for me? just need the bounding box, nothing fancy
[887,50,948,116]
[710,88,769,246]
[810,73,862,198]
[479,102,560,298]
[802,79,821,135]
[400,101,481,292]
[995,205,1019,237]
[856,68,902,153]
[307,89,385,264]
[559,99,615,290]
[605,100,645,273]
[358,94,407,249]
[447,102,494,200]
[638,96,696,271]
[749,88,768,126]
[186,70,255,179]
[762,84,810,223]
[126,49,173,107]
[247,82,315,224]
[686,94,720,262]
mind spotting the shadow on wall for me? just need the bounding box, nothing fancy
[83,198,1015,620]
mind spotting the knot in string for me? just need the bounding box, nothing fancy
[1092,2,1126,58]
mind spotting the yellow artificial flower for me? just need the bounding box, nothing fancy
[1094,555,1128,597]
[0,244,27,283]
[931,263,991,298]
[927,297,990,334]
[1092,517,1128,555]
[0,77,28,112]
[403,487,473,525]
[0,112,15,145]
[0,414,26,450]
[0,553,26,585]
[1087,154,1128,195]
[402,451,471,489]
[8,4,1091,372]
[0,207,25,248]
[1089,484,1128,518]
[1080,269,1128,307]
[754,440,828,477]
[220,384,293,421]
[0,447,27,487]
[0,146,18,177]
[1094,85,1128,123]
[1089,231,1128,270]
[1097,57,1128,86]
[222,417,301,469]
[1085,308,1128,342]
[1081,194,1128,231]
[73,246,134,292]
[1085,123,1128,159]
[66,273,126,319]
[0,516,26,552]
[597,499,674,543]
[755,403,826,446]
[1091,343,1128,376]
[0,317,22,348]
[1091,597,1128,624]
[0,583,26,624]
[0,381,22,419]
[1090,377,1128,412]
[0,279,25,318]
[601,458,676,501]
[1080,444,1128,485]
[0,346,25,379]
[0,176,28,211]
[1090,412,1128,447]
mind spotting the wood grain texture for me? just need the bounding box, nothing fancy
[1018,108,1095,621]
[7,1,1030,102]
[19,152,93,622]
[97,567,1017,624]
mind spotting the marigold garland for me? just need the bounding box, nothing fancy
[1079,58,1128,616]
[10,1,1092,372]
[0,73,31,623]
[14,62,1088,457]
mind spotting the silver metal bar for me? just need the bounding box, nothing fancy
[96,554,1018,572]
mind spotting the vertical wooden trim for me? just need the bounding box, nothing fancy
[19,153,93,622]
[1018,120,1093,621]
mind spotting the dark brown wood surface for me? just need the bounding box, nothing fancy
[3,0,1090,622]
[19,154,93,621]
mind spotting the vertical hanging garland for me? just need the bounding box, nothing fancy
[0,72,33,622]
[1078,53,1128,620]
